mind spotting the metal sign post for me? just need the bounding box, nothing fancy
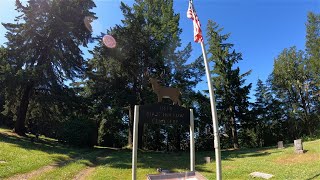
[190,109,195,171]
[132,105,139,180]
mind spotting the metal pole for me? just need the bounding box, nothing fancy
[200,42,222,180]
[190,109,195,171]
[132,105,139,180]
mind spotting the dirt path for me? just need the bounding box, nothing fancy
[2,130,105,180]
[72,167,96,180]
[71,153,111,180]
[6,164,57,180]
[5,154,90,180]
[5,154,105,180]
[5,155,98,180]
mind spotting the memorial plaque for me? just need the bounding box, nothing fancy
[139,104,190,125]
[204,157,211,163]
[250,172,274,179]
[277,141,284,149]
[294,139,304,154]
[147,171,207,180]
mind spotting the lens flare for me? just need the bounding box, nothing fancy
[103,35,116,48]
[84,16,94,32]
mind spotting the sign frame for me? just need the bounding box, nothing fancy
[132,105,195,180]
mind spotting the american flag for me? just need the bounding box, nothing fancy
[187,0,203,43]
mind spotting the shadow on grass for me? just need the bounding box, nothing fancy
[93,150,193,173]
[221,149,275,160]
[89,146,282,174]
[0,132,84,158]
[196,147,282,162]
[305,173,320,180]
[0,128,285,178]
[0,130,109,178]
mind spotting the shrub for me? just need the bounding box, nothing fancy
[58,116,97,147]
[98,119,108,146]
[97,118,126,148]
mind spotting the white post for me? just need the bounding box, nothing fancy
[200,42,222,180]
[190,109,195,172]
[132,105,139,180]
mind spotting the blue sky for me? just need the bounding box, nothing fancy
[0,0,319,101]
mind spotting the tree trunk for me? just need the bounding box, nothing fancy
[229,107,239,149]
[175,126,181,151]
[138,122,144,149]
[91,120,98,147]
[127,104,144,149]
[299,89,312,136]
[230,116,239,149]
[166,131,169,152]
[15,81,34,136]
[128,105,134,147]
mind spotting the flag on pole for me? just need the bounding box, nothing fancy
[187,0,203,43]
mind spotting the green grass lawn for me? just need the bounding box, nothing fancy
[0,128,101,179]
[1,127,319,180]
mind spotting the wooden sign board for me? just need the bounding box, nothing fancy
[139,104,190,125]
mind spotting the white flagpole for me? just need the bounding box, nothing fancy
[200,41,222,180]
[189,0,222,179]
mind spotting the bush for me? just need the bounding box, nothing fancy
[97,118,127,148]
[0,115,14,128]
[58,116,97,147]
[97,119,108,146]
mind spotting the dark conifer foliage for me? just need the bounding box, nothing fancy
[206,20,252,149]
[0,1,318,148]
[2,0,96,135]
[85,0,203,149]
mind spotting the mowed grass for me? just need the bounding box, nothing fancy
[1,127,320,180]
[0,128,100,179]
[88,140,320,180]
[198,140,320,179]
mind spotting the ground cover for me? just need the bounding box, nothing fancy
[1,127,319,180]
[0,128,96,179]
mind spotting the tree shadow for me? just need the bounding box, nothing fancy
[0,132,87,158]
[0,130,109,178]
[196,147,281,162]
[305,173,320,180]
[193,166,214,173]
[0,129,286,179]
[92,146,282,175]
[94,150,193,173]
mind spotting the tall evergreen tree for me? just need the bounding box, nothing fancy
[206,20,252,149]
[248,79,284,147]
[0,46,7,98]
[306,12,320,87]
[86,0,203,148]
[305,12,320,128]
[0,46,9,125]
[192,91,214,150]
[2,0,96,135]
[253,79,271,146]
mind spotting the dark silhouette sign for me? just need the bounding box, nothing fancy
[139,104,190,124]
[149,77,182,106]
